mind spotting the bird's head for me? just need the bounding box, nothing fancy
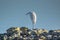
[26,12,32,15]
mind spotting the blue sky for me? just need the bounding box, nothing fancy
[0,0,60,33]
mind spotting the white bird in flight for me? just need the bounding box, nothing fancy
[26,11,37,29]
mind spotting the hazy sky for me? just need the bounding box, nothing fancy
[0,0,60,33]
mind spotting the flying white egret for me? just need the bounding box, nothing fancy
[26,11,37,29]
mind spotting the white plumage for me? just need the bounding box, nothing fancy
[26,11,37,29]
